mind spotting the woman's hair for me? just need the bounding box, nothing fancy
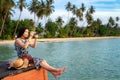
[17,26,28,38]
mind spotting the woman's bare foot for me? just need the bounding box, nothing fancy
[51,67,67,79]
[59,67,66,75]
[51,72,59,78]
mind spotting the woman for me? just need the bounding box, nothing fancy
[14,26,66,79]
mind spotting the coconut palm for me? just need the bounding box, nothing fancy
[89,5,95,14]
[55,16,64,37]
[85,5,95,30]
[36,0,54,26]
[85,11,93,26]
[56,16,64,29]
[14,0,26,38]
[116,16,119,22]
[114,16,119,28]
[76,8,83,21]
[71,4,77,17]
[108,17,115,27]
[36,1,44,24]
[44,0,54,22]
[65,2,72,22]
[91,18,102,35]
[69,17,77,36]
[79,3,86,27]
[28,0,39,30]
[96,18,102,25]
[49,0,54,4]
[80,3,86,12]
[0,0,15,37]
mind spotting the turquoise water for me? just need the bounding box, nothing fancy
[0,38,120,80]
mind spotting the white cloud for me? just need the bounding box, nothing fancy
[93,11,120,24]
[11,0,120,27]
[12,8,120,26]
[11,8,34,20]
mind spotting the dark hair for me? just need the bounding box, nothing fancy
[17,26,28,38]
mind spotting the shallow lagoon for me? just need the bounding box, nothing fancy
[1,38,120,80]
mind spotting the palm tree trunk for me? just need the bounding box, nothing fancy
[13,11,22,38]
[0,11,8,37]
[67,11,69,23]
[45,16,47,26]
[37,18,40,26]
[33,13,36,31]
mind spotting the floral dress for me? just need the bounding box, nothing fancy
[15,39,43,69]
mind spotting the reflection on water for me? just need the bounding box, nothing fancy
[1,38,120,80]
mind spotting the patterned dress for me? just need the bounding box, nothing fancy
[15,39,43,69]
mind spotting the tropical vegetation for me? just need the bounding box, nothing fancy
[0,0,120,39]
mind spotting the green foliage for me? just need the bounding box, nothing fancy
[45,20,58,38]
[0,0,120,39]
[36,23,44,38]
[84,28,93,37]
[0,19,34,39]
[99,25,108,36]
[58,28,67,38]
[45,31,52,38]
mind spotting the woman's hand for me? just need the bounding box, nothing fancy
[30,31,34,37]
[29,34,38,48]
[34,34,38,39]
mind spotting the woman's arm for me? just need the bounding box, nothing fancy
[15,32,34,49]
[29,35,38,48]
[15,38,31,49]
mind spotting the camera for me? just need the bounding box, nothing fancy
[34,32,37,35]
[33,32,37,38]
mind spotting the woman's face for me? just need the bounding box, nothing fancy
[23,29,29,38]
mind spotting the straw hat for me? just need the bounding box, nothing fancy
[9,58,29,69]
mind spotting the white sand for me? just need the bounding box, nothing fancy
[0,37,120,45]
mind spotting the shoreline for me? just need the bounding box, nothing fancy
[0,36,120,45]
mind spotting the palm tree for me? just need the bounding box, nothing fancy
[116,16,119,22]
[56,16,64,29]
[89,5,95,14]
[14,0,26,38]
[114,16,119,28]
[36,0,54,26]
[69,17,77,36]
[38,0,46,21]
[49,0,54,4]
[85,5,95,26]
[80,3,86,27]
[96,18,102,25]
[71,4,77,17]
[91,18,102,35]
[80,3,86,12]
[28,0,39,30]
[76,8,83,21]
[55,16,64,36]
[36,1,44,24]
[44,0,54,23]
[65,2,72,22]
[108,16,115,27]
[0,0,15,37]
[85,11,93,26]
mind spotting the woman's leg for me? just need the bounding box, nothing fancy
[40,60,66,78]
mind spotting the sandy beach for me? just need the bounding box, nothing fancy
[0,37,120,45]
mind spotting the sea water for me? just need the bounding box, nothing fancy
[0,38,120,80]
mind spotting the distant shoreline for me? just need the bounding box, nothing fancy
[0,36,120,45]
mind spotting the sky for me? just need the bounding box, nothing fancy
[12,0,120,26]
